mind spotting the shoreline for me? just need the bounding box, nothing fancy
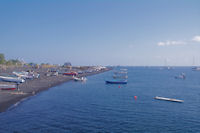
[0,67,111,113]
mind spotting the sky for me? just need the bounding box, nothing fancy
[0,0,200,66]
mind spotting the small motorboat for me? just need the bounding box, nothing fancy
[175,73,186,79]
[73,76,87,82]
[192,67,200,71]
[105,80,127,84]
[0,84,16,90]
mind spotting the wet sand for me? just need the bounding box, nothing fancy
[0,67,110,113]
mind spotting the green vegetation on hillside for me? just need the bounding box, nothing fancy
[0,53,22,66]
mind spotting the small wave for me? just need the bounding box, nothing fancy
[7,95,36,112]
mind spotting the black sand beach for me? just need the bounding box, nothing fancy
[0,67,110,113]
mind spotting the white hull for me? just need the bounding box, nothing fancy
[13,72,33,79]
[192,67,200,71]
[154,96,183,103]
[113,75,128,79]
[73,77,87,81]
[0,84,16,90]
[0,76,25,83]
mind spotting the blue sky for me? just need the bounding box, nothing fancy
[0,0,200,66]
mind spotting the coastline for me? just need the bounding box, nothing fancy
[0,67,111,113]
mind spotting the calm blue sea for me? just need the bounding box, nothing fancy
[1,67,200,133]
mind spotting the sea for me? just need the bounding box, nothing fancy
[0,67,200,133]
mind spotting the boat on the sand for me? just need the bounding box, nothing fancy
[0,84,16,90]
[0,76,25,83]
[13,71,40,79]
[63,72,78,76]
[13,71,33,79]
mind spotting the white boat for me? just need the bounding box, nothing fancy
[0,76,25,83]
[175,73,186,79]
[106,68,128,84]
[13,71,40,79]
[120,68,127,71]
[154,96,184,103]
[52,72,58,76]
[114,71,127,74]
[114,68,128,74]
[13,71,33,79]
[113,68,128,79]
[192,67,200,71]
[73,76,87,82]
[113,74,128,79]
[0,84,16,90]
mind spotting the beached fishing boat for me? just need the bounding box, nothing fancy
[0,84,16,90]
[73,76,87,82]
[105,80,127,84]
[63,72,78,76]
[13,71,40,79]
[0,76,25,83]
[13,71,33,79]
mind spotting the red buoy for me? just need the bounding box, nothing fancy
[118,86,120,88]
[134,96,137,100]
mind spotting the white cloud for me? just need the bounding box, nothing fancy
[157,40,186,46]
[157,42,165,46]
[192,35,200,42]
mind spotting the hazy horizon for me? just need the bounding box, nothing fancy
[1,0,200,66]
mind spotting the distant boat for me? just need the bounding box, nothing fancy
[192,67,200,71]
[0,76,25,83]
[114,71,127,74]
[105,80,127,84]
[106,68,128,84]
[154,96,184,103]
[113,74,128,79]
[167,66,171,70]
[73,76,87,82]
[0,84,16,90]
[113,69,128,79]
[174,73,186,79]
[160,66,172,70]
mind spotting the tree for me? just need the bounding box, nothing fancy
[63,62,72,67]
[0,53,5,64]
[29,62,36,66]
[6,59,22,66]
[5,60,12,66]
